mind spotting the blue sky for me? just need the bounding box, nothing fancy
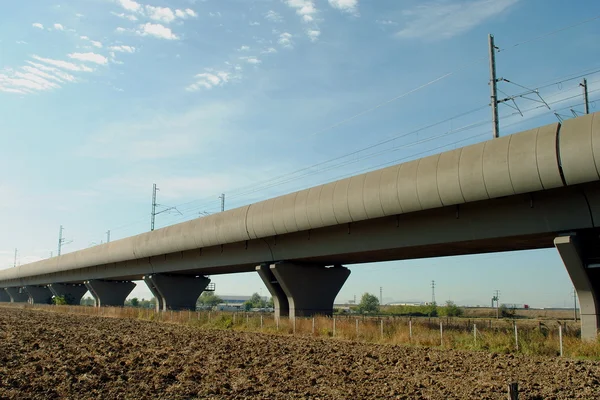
[1,0,599,307]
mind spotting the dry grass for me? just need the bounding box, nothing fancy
[5,303,598,359]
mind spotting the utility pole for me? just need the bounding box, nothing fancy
[380,286,383,305]
[106,230,111,243]
[488,34,500,139]
[58,225,64,256]
[493,290,501,319]
[431,280,436,304]
[13,248,17,268]
[581,78,590,115]
[219,193,225,212]
[57,225,72,256]
[572,288,578,321]
[151,183,157,231]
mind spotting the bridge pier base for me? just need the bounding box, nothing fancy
[23,286,53,304]
[143,274,210,311]
[555,234,600,340]
[257,262,350,320]
[5,287,29,303]
[48,283,88,305]
[84,280,135,307]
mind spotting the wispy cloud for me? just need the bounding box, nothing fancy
[110,45,136,53]
[145,5,176,23]
[25,62,77,82]
[278,32,293,48]
[32,23,44,29]
[240,56,261,65]
[116,0,142,13]
[265,10,283,23]
[186,71,231,91]
[32,55,94,72]
[111,11,138,21]
[261,47,277,54]
[238,45,250,51]
[307,29,320,42]
[53,23,65,31]
[328,0,359,15]
[79,102,240,160]
[68,52,109,65]
[396,0,519,40]
[249,21,260,26]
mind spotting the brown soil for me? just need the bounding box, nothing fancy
[0,307,598,399]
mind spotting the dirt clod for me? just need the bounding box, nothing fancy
[0,307,598,399]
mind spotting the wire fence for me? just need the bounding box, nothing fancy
[3,303,598,358]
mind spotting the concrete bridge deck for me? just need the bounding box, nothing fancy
[1,112,599,337]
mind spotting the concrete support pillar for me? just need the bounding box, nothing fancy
[48,283,88,305]
[258,262,350,320]
[555,234,600,340]
[23,286,53,305]
[5,287,29,303]
[0,289,11,302]
[84,280,135,307]
[256,264,289,319]
[143,274,210,311]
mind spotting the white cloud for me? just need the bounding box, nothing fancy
[68,52,109,65]
[261,47,277,54]
[396,0,519,40]
[284,0,318,23]
[53,23,65,31]
[22,66,66,82]
[13,72,60,90]
[175,8,197,18]
[110,45,136,53]
[0,70,59,93]
[265,10,283,22]
[208,11,221,17]
[116,0,141,13]
[249,21,260,26]
[376,19,397,26]
[80,35,89,40]
[75,13,84,18]
[16,40,28,45]
[186,71,230,91]
[25,62,77,82]
[240,56,261,65]
[115,27,128,33]
[32,23,44,29]
[90,40,103,48]
[136,23,179,40]
[328,0,359,14]
[238,45,250,51]
[278,32,293,48]
[307,29,320,42]
[32,55,94,72]
[111,12,138,21]
[145,5,176,23]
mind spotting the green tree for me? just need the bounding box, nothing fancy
[52,295,67,305]
[438,300,463,317]
[358,293,380,314]
[130,297,139,307]
[197,292,223,308]
[243,292,267,310]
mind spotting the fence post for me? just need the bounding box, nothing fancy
[380,319,384,340]
[409,320,412,341]
[246,313,249,326]
[293,317,296,334]
[514,322,519,352]
[276,316,279,331]
[333,317,336,337]
[474,324,477,346]
[356,319,359,338]
[508,382,518,400]
[440,321,443,347]
[312,317,315,335]
[559,325,563,357]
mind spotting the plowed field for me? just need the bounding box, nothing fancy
[0,307,598,399]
